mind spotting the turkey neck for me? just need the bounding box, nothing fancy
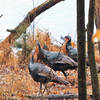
[30,52,34,64]
[66,40,71,52]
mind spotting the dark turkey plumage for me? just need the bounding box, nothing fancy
[36,41,78,77]
[43,44,49,50]
[28,50,69,94]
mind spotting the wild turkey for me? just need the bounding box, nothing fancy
[28,50,69,94]
[36,41,78,77]
[64,36,89,66]
[64,36,78,62]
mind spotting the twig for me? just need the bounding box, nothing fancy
[6,29,17,33]
[57,37,65,57]
[0,14,3,18]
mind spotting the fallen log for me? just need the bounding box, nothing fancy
[25,93,78,99]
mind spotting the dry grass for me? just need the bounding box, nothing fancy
[0,28,100,99]
[0,28,100,65]
[0,48,18,66]
[92,29,100,42]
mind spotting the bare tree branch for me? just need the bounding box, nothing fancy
[0,14,3,18]
[0,0,64,47]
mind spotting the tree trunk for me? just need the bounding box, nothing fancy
[95,0,100,53]
[87,0,100,100]
[98,42,100,54]
[95,0,100,29]
[77,0,87,100]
